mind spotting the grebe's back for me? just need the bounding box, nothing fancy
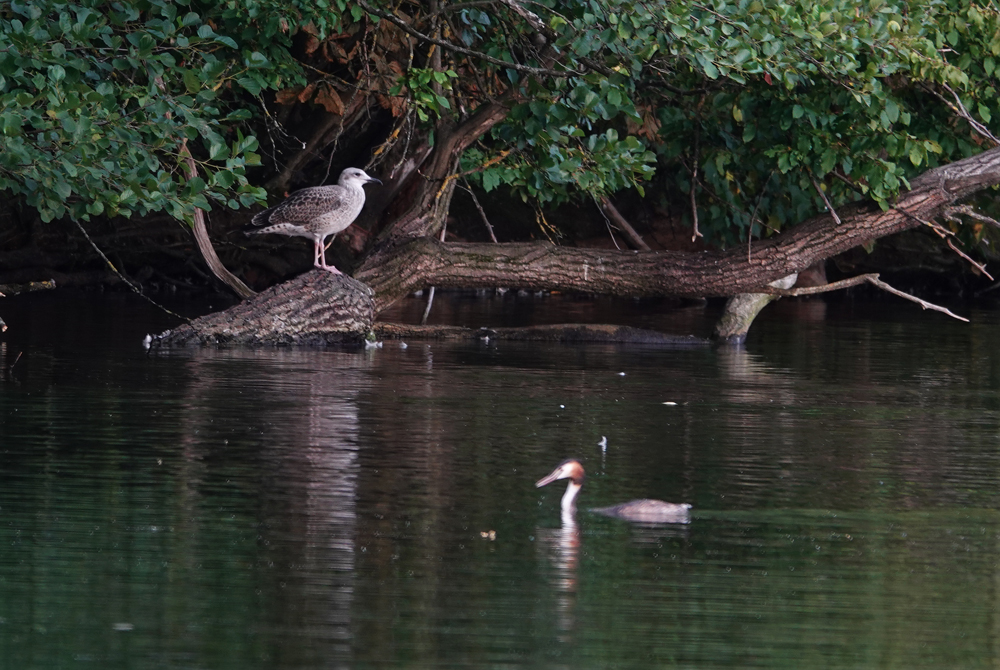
[590,499,691,524]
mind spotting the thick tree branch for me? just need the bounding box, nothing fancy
[359,145,1000,310]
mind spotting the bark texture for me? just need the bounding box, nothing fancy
[357,145,1000,309]
[381,100,509,241]
[152,271,374,345]
[712,274,798,343]
[155,146,1000,345]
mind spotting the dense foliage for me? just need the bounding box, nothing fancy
[0,0,345,222]
[2,0,1000,248]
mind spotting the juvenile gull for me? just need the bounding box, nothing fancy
[245,167,381,274]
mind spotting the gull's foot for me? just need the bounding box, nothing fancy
[315,262,343,275]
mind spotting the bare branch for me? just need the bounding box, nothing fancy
[945,204,1000,229]
[495,0,548,34]
[600,197,651,251]
[690,125,702,243]
[765,273,969,322]
[747,170,774,263]
[928,83,1000,147]
[867,275,969,322]
[946,238,993,280]
[764,273,878,296]
[461,177,499,243]
[181,149,256,300]
[808,171,842,224]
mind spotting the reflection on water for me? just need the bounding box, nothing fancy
[1,291,1000,667]
[536,502,580,645]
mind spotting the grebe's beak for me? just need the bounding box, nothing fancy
[536,468,564,488]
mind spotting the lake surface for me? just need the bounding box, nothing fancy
[2,290,1000,668]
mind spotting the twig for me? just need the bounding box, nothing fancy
[73,220,189,321]
[461,177,498,243]
[595,201,622,250]
[945,204,1000,229]
[947,238,993,280]
[747,170,774,263]
[928,83,1000,147]
[867,275,969,322]
[9,351,22,371]
[421,219,450,325]
[763,272,969,322]
[808,170,842,224]
[690,125,702,243]
[599,197,651,251]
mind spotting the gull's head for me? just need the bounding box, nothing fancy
[339,167,382,188]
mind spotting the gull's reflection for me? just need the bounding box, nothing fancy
[168,347,366,666]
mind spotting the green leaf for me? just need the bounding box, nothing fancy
[208,141,228,161]
[48,64,66,83]
[979,103,992,124]
[885,99,899,123]
[701,58,720,80]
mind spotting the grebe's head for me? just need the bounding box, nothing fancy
[536,459,586,488]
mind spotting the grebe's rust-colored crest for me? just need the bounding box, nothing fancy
[535,458,585,488]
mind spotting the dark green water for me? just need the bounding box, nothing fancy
[1,291,1000,668]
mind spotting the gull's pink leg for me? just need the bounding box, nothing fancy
[315,237,342,275]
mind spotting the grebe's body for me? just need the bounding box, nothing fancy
[536,459,691,524]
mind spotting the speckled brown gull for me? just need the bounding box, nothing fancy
[245,167,381,274]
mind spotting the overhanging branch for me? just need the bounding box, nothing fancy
[358,145,1000,311]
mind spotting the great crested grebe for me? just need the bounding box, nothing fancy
[536,459,692,524]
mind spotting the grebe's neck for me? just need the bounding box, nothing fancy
[561,480,582,515]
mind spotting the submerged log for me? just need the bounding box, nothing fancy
[374,322,709,346]
[151,271,374,346]
[0,279,57,296]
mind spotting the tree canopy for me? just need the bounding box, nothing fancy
[3,0,1000,265]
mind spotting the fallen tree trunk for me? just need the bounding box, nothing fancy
[152,272,374,345]
[153,145,1000,345]
[358,145,1000,310]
